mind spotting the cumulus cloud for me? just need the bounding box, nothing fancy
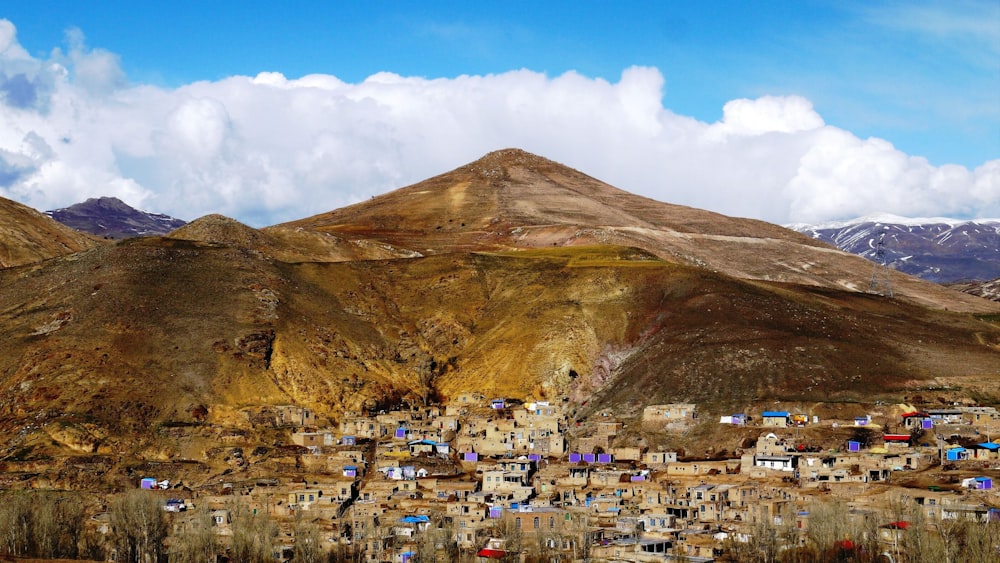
[0,19,997,227]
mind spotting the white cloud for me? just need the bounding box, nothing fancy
[709,95,825,138]
[0,19,997,226]
[862,0,1000,69]
[58,27,126,96]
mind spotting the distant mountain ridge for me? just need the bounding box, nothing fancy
[45,196,186,239]
[788,214,1000,283]
[949,278,1000,302]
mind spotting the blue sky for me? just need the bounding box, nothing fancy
[1,1,998,225]
[8,1,996,167]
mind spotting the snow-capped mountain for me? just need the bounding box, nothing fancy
[788,214,1000,283]
[45,197,186,240]
[948,278,1000,302]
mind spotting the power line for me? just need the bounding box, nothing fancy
[867,231,894,298]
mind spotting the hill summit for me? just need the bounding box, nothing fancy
[282,148,990,312]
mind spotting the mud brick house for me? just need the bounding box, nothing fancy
[761,411,790,428]
[276,405,316,427]
[642,403,698,429]
[291,430,335,447]
[643,451,678,467]
[339,414,382,439]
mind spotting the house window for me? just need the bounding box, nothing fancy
[549,516,555,529]
[533,517,540,529]
[515,518,521,529]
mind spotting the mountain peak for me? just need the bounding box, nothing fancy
[84,196,131,209]
[459,148,580,184]
[467,147,550,169]
[46,196,186,239]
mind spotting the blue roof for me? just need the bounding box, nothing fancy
[762,411,790,417]
[977,442,1000,451]
[400,515,430,523]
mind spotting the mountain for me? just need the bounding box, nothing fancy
[0,195,102,269]
[950,278,1000,302]
[1,150,998,488]
[281,149,990,312]
[788,214,1000,283]
[45,196,187,239]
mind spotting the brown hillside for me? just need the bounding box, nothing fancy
[1,150,999,489]
[281,149,996,313]
[0,195,102,268]
[2,241,998,471]
[168,213,420,263]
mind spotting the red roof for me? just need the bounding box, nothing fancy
[901,411,930,418]
[476,548,507,559]
[884,434,911,442]
[834,539,856,550]
[883,521,910,529]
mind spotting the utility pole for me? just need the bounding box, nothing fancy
[868,230,894,298]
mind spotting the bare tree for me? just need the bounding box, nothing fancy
[414,511,457,563]
[0,491,33,557]
[722,504,798,563]
[805,499,843,553]
[963,518,1000,563]
[79,524,108,562]
[169,505,218,563]
[229,499,278,563]
[489,514,522,563]
[33,492,85,559]
[899,502,946,563]
[293,511,322,563]
[109,490,168,563]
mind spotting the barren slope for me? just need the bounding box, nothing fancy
[2,238,998,468]
[281,149,996,313]
[0,196,102,268]
[2,151,999,489]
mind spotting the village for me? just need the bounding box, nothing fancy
[119,395,1000,562]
